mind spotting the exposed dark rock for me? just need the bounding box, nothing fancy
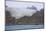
[5,11,16,25]
[5,8,44,25]
[16,8,44,25]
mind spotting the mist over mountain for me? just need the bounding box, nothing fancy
[27,6,37,10]
[5,8,44,25]
[5,1,44,25]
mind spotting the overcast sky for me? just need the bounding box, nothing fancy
[6,1,44,11]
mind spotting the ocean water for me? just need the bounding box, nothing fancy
[5,25,44,30]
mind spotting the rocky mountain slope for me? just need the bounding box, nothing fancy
[5,8,44,25]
